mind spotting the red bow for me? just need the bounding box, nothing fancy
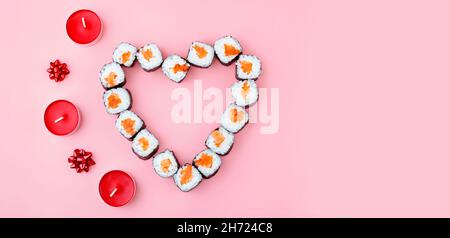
[47,59,70,82]
[68,149,95,173]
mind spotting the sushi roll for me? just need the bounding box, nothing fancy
[193,149,221,178]
[112,42,137,67]
[231,80,259,107]
[235,54,262,80]
[115,110,144,140]
[131,129,159,160]
[214,36,242,65]
[152,150,179,178]
[99,62,125,90]
[136,43,163,71]
[220,104,249,133]
[205,127,234,156]
[186,42,214,68]
[162,55,190,83]
[173,163,202,192]
[102,88,132,115]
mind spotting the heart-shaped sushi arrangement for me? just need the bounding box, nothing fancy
[99,36,261,192]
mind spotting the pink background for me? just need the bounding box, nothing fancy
[1,0,450,217]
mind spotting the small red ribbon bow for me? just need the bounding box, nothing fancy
[68,149,95,173]
[47,59,70,82]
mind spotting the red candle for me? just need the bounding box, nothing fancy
[99,170,136,207]
[44,100,80,136]
[66,9,102,45]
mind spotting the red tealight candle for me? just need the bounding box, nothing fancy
[44,100,80,136]
[66,9,102,45]
[99,170,136,207]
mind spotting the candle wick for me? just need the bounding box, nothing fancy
[54,116,64,123]
[109,187,118,197]
[81,17,86,29]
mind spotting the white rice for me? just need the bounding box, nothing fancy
[214,36,242,65]
[103,88,131,115]
[193,149,221,178]
[220,104,249,133]
[162,55,190,83]
[231,79,259,107]
[187,42,215,67]
[136,43,163,71]
[236,54,262,80]
[99,62,125,89]
[112,42,137,67]
[173,164,202,192]
[115,110,144,139]
[152,150,179,178]
[132,129,159,159]
[205,127,234,155]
